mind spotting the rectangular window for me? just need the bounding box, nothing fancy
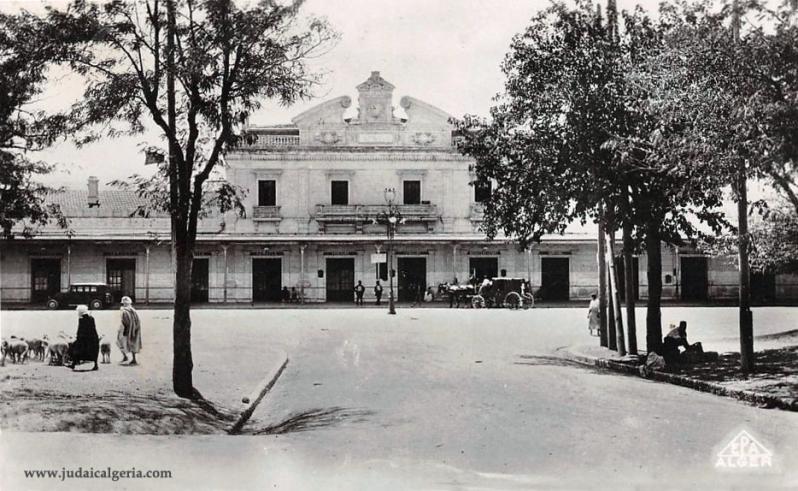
[403,180,421,205]
[258,180,276,206]
[331,180,349,205]
[377,262,388,281]
[474,179,492,203]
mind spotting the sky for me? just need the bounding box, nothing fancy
[6,0,666,189]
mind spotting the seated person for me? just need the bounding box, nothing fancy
[281,286,290,303]
[290,287,300,303]
[661,321,703,366]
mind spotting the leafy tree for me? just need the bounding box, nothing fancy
[454,1,728,354]
[37,0,337,398]
[640,0,797,370]
[0,12,75,238]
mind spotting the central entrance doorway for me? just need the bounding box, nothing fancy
[326,258,354,302]
[680,256,708,301]
[469,257,498,282]
[252,258,281,302]
[106,258,136,303]
[540,257,570,301]
[191,258,209,303]
[397,257,427,302]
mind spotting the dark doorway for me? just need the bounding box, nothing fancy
[107,258,136,303]
[330,180,349,205]
[191,258,210,303]
[615,256,640,302]
[252,258,282,302]
[258,180,276,206]
[540,257,570,301]
[403,180,421,205]
[751,271,776,305]
[469,257,498,282]
[397,257,427,302]
[31,258,61,303]
[326,258,354,302]
[680,256,708,301]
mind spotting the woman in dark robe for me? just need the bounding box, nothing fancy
[68,305,99,371]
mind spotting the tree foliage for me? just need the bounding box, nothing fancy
[453,0,730,351]
[34,0,337,398]
[0,12,78,238]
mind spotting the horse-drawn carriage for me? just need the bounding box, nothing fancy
[471,277,535,309]
[442,277,534,309]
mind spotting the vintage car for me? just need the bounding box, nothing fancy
[46,283,115,310]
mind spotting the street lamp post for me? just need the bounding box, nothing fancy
[379,188,401,315]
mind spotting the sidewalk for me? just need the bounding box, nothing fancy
[557,343,798,412]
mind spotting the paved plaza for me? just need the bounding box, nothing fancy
[1,307,797,489]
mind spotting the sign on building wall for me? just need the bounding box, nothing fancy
[371,253,387,264]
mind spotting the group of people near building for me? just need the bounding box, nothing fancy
[281,286,302,304]
[67,296,142,370]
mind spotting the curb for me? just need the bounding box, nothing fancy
[556,347,798,412]
[228,352,289,434]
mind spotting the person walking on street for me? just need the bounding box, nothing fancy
[587,293,600,336]
[117,296,142,365]
[68,305,100,371]
[374,281,383,305]
[354,280,365,306]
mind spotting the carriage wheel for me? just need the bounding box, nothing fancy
[471,295,485,309]
[522,293,535,309]
[504,292,522,310]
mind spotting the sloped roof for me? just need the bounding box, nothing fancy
[47,190,168,218]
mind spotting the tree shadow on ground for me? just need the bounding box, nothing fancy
[668,346,798,381]
[514,355,609,374]
[0,389,236,434]
[246,407,375,435]
[667,346,798,398]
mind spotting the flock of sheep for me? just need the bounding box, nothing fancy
[0,333,111,366]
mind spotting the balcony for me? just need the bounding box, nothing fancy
[470,202,485,222]
[315,203,440,233]
[252,205,282,222]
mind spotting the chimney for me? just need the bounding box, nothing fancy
[87,176,100,208]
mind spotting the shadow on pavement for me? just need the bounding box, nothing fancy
[514,355,610,374]
[246,407,375,435]
[1,389,236,434]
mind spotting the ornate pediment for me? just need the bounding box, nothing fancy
[291,96,352,127]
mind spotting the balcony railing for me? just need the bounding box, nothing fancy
[252,205,282,221]
[315,203,440,232]
[243,134,300,149]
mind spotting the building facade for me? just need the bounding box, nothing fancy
[2,72,796,305]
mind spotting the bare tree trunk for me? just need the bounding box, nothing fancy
[606,234,626,356]
[645,222,662,354]
[598,213,608,347]
[173,238,195,398]
[623,220,637,355]
[737,166,754,373]
[607,261,617,351]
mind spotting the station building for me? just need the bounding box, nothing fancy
[1,72,795,305]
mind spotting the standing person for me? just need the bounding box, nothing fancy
[68,305,99,371]
[374,280,383,305]
[587,294,600,336]
[117,296,142,365]
[354,280,365,306]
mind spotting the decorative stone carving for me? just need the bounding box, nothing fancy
[412,132,436,145]
[315,131,341,145]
